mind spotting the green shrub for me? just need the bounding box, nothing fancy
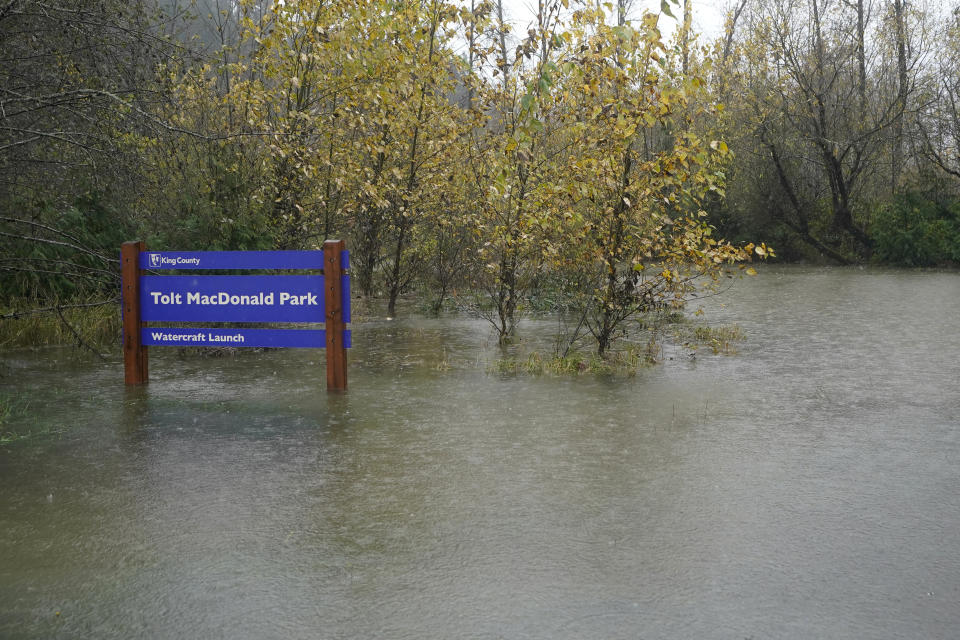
[0,193,131,302]
[871,193,960,267]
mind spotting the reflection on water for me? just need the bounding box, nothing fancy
[1,266,959,639]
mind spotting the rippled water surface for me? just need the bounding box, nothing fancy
[2,266,959,639]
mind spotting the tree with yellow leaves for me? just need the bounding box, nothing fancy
[549,2,766,356]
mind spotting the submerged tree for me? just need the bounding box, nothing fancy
[463,0,569,343]
[549,3,762,356]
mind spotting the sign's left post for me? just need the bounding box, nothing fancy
[122,241,148,384]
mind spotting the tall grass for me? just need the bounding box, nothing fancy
[492,339,661,377]
[672,324,746,354]
[0,300,120,352]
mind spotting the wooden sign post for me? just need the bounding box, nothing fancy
[121,240,148,385]
[323,239,348,391]
[121,241,350,391]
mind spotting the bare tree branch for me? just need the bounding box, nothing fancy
[54,304,108,360]
[0,298,117,320]
[0,230,120,265]
[0,216,120,264]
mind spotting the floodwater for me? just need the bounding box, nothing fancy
[1,266,959,639]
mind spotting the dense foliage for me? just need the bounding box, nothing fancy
[871,192,960,266]
[2,0,957,352]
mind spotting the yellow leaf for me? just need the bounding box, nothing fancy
[745,267,758,276]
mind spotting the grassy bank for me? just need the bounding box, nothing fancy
[0,301,120,352]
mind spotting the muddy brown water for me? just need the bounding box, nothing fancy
[1,266,958,639]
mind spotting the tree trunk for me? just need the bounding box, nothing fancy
[597,262,617,357]
[496,0,510,85]
[855,0,867,112]
[386,216,406,316]
[891,0,908,193]
[384,6,439,315]
[681,0,692,74]
[764,136,853,264]
[354,209,383,296]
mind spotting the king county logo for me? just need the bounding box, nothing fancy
[149,253,161,267]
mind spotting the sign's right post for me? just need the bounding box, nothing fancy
[323,239,347,391]
[121,240,148,385]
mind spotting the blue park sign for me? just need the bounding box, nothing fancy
[131,249,350,349]
[122,241,351,388]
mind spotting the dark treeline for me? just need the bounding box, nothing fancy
[0,0,956,352]
[710,0,960,266]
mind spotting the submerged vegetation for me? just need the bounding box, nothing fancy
[492,313,744,376]
[492,344,658,377]
[0,393,62,445]
[672,324,746,355]
[0,302,120,353]
[2,0,958,357]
